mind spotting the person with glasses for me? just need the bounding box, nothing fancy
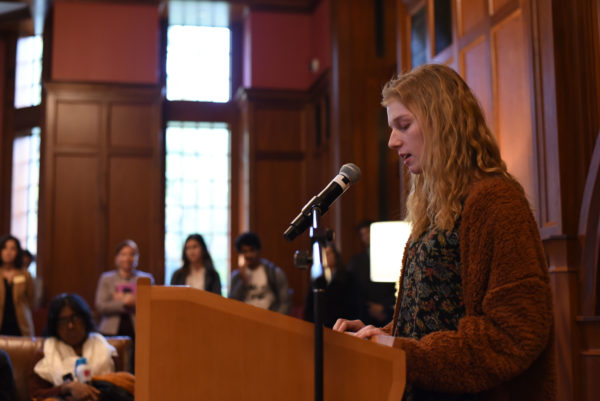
[30,293,127,401]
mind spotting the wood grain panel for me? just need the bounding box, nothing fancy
[579,135,600,315]
[254,159,310,308]
[332,0,398,259]
[491,10,535,204]
[457,0,487,37]
[548,265,582,401]
[490,0,513,15]
[583,352,600,401]
[50,156,100,307]
[55,102,101,147]
[107,156,159,281]
[40,82,163,306]
[460,35,493,124]
[109,103,158,149]
[135,280,406,401]
[254,106,306,153]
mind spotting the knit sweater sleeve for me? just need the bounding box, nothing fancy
[392,178,553,393]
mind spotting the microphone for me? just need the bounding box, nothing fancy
[283,163,361,241]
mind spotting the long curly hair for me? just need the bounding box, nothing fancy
[382,64,514,237]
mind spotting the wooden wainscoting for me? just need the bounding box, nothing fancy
[236,86,313,311]
[38,82,164,307]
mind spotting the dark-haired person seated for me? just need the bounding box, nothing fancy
[30,293,133,401]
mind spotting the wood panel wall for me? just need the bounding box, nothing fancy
[330,0,400,256]
[235,0,402,310]
[0,33,17,235]
[530,1,600,401]
[577,133,600,401]
[39,82,164,308]
[236,86,313,310]
[417,0,538,208]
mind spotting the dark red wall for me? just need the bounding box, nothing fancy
[243,0,331,90]
[52,2,159,84]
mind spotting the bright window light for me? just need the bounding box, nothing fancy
[11,127,41,278]
[166,25,231,102]
[370,221,412,283]
[165,121,231,294]
[14,36,43,108]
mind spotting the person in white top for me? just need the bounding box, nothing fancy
[31,293,120,401]
[228,232,290,314]
[169,234,222,294]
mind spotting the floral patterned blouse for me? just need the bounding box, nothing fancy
[396,219,481,401]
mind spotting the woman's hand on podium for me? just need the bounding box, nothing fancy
[333,319,386,339]
[332,318,364,333]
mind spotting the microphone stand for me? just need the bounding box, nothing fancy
[308,206,328,401]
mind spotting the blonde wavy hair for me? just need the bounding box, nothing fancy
[382,64,512,237]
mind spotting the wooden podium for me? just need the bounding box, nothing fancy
[135,277,405,401]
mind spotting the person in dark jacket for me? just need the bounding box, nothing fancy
[304,242,359,328]
[347,220,396,327]
[228,232,290,314]
[170,234,222,295]
[0,350,16,401]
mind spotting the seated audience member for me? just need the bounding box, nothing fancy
[0,234,35,336]
[170,234,222,294]
[304,242,359,328]
[229,232,290,314]
[0,349,16,401]
[31,293,134,401]
[95,240,154,337]
[347,221,396,326]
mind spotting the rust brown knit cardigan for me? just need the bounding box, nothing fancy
[383,176,556,401]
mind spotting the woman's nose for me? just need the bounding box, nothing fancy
[388,130,402,149]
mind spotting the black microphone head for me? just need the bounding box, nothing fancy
[340,163,361,183]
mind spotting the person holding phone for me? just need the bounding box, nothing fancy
[228,232,290,314]
[95,239,154,337]
[31,293,133,401]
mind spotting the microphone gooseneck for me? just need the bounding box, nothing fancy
[283,163,361,241]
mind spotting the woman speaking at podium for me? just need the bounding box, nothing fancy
[333,64,555,401]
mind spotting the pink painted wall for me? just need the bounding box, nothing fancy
[243,13,253,90]
[243,0,331,90]
[311,0,331,79]
[52,2,159,84]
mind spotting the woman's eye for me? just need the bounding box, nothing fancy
[400,124,410,131]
